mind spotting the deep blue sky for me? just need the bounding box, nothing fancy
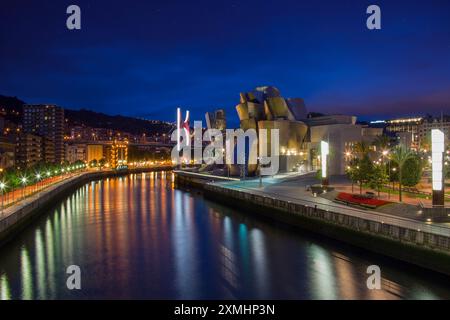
[1,0,449,127]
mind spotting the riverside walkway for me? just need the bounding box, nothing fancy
[0,172,83,211]
[0,172,88,222]
[212,173,450,238]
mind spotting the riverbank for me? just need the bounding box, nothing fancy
[0,166,172,246]
[175,170,450,276]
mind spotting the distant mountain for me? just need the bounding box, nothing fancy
[0,95,25,123]
[64,108,174,135]
[0,95,174,135]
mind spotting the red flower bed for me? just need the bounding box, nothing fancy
[336,192,391,208]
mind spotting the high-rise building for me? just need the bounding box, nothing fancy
[419,115,450,148]
[65,143,87,163]
[42,137,55,163]
[15,133,42,168]
[107,140,128,169]
[385,117,423,149]
[23,104,65,163]
[86,144,104,163]
[0,136,16,169]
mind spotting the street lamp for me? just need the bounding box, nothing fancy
[382,150,390,199]
[258,156,263,188]
[392,167,397,192]
[0,181,6,215]
[36,173,41,192]
[21,176,28,199]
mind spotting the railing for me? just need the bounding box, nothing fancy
[174,170,240,182]
[0,172,84,210]
[0,172,87,222]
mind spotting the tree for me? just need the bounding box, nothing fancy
[89,159,98,168]
[355,141,371,158]
[373,135,390,154]
[73,160,85,169]
[315,169,322,181]
[345,158,359,193]
[352,155,373,194]
[390,145,415,202]
[98,158,107,168]
[400,155,425,187]
[420,132,431,152]
[369,164,389,197]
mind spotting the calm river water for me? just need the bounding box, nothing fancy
[0,172,449,299]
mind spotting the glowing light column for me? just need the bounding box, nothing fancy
[431,129,445,206]
[176,107,190,149]
[176,107,191,167]
[321,141,329,186]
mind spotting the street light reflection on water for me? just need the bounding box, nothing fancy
[0,171,449,299]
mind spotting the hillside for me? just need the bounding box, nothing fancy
[0,95,174,135]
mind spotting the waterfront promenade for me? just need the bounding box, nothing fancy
[0,171,87,222]
[0,172,82,213]
[212,173,450,238]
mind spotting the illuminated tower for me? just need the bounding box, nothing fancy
[110,140,128,169]
[431,129,445,206]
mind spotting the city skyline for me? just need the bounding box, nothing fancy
[1,1,450,306]
[1,0,450,127]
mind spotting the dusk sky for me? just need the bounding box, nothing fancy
[1,0,450,126]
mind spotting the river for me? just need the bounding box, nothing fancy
[0,171,449,299]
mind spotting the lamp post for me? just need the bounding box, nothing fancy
[387,160,391,199]
[46,171,51,188]
[392,167,396,193]
[36,173,41,192]
[0,181,6,215]
[21,176,27,200]
[382,150,390,199]
[258,157,263,188]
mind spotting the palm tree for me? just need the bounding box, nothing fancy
[373,135,390,154]
[390,144,415,202]
[354,141,371,158]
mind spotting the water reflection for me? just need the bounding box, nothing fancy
[0,171,449,299]
[0,273,11,300]
[20,246,33,300]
